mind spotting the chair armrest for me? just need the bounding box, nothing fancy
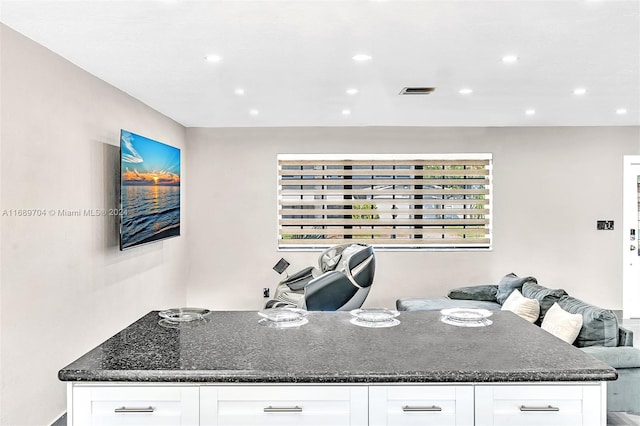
[281,266,315,291]
[581,346,640,369]
[619,325,634,347]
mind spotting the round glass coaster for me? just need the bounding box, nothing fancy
[440,315,493,328]
[257,307,309,328]
[159,308,211,322]
[439,308,493,322]
[258,317,309,328]
[350,317,400,328]
[350,308,400,322]
[158,318,209,329]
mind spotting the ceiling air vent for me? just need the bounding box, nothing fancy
[399,87,436,95]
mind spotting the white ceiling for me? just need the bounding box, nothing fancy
[1,0,639,128]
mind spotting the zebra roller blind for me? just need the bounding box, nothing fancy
[277,154,492,249]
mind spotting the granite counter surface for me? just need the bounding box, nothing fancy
[59,310,617,383]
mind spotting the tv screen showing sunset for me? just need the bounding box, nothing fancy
[120,129,180,250]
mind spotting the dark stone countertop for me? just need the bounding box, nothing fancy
[59,310,617,383]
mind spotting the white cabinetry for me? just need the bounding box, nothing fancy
[70,385,199,425]
[369,385,474,426]
[67,382,606,426]
[475,384,605,426]
[201,386,368,426]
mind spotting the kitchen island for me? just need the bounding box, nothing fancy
[59,310,617,425]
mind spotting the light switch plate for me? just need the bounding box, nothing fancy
[597,220,614,230]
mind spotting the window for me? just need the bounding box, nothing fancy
[277,154,492,250]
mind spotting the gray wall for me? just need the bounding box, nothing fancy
[185,126,639,311]
[0,25,188,425]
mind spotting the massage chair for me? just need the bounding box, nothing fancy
[266,243,375,311]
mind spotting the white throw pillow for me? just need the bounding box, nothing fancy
[501,289,540,323]
[541,302,583,344]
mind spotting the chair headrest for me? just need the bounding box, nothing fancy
[318,243,372,273]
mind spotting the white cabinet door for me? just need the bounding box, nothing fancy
[201,385,368,426]
[68,382,606,426]
[200,387,218,426]
[475,384,603,426]
[71,385,199,426]
[369,385,474,426]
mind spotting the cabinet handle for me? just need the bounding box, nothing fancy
[264,405,303,413]
[402,405,442,412]
[114,406,155,413]
[519,405,560,412]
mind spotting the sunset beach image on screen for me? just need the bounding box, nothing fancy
[120,130,180,250]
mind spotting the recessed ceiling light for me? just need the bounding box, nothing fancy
[234,88,245,96]
[342,109,351,116]
[346,88,359,95]
[616,108,628,115]
[458,88,473,95]
[502,55,519,63]
[525,109,536,116]
[249,109,259,116]
[205,54,223,63]
[352,54,372,62]
[573,87,587,95]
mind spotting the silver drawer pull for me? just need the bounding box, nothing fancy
[264,405,303,413]
[402,405,442,412]
[519,405,560,412]
[114,406,155,413]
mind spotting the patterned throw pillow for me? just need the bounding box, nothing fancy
[541,302,583,344]
[501,289,540,323]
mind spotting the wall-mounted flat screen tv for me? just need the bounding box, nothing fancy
[120,129,180,250]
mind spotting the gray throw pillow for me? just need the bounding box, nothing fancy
[495,273,538,305]
[557,295,618,347]
[522,282,567,325]
[448,285,498,302]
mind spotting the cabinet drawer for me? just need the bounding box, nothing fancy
[475,384,603,426]
[369,385,474,426]
[71,385,199,426]
[201,386,367,426]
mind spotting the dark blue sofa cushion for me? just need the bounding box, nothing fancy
[496,273,538,305]
[522,282,567,325]
[448,285,498,302]
[557,295,619,347]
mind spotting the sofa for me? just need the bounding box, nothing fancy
[396,273,640,415]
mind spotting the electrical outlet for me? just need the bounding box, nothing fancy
[263,288,270,298]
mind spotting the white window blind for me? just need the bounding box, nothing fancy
[277,154,492,250]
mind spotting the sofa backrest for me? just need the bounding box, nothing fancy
[521,282,567,325]
[557,295,619,348]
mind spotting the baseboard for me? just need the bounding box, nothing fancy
[51,412,66,426]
